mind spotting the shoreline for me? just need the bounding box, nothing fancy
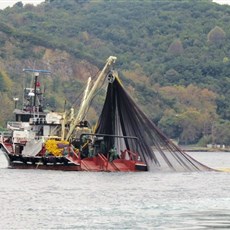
[181,147,230,152]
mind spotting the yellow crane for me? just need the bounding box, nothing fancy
[64,56,117,141]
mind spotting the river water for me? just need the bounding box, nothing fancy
[1,151,230,230]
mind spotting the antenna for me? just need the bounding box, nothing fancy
[23,69,51,112]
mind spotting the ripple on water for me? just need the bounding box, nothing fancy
[0,152,230,229]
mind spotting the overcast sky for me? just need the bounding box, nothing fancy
[214,0,230,4]
[0,0,44,9]
[0,0,229,10]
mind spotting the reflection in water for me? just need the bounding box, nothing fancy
[178,211,230,229]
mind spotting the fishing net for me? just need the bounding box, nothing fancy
[95,74,213,172]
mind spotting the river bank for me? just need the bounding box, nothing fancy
[181,146,230,152]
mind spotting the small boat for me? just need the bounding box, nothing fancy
[0,56,147,172]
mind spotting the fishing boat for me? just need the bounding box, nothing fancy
[0,56,148,172]
[0,55,215,172]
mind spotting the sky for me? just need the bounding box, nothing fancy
[0,0,229,10]
[0,0,45,9]
[214,0,230,4]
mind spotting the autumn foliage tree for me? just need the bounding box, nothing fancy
[167,39,184,56]
[158,84,217,144]
[207,26,226,45]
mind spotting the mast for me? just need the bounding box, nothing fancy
[33,72,38,108]
[23,69,51,113]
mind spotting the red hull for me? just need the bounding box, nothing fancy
[1,142,147,172]
[5,154,147,172]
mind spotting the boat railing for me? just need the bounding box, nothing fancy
[79,133,141,159]
[29,117,47,125]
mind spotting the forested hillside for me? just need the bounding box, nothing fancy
[0,0,230,145]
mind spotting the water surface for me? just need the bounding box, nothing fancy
[0,152,230,229]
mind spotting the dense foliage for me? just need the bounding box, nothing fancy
[0,0,230,145]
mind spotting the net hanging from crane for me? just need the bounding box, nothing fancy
[95,75,213,172]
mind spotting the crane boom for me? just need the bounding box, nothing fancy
[77,76,92,122]
[65,56,117,140]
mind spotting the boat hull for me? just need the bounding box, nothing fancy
[6,154,82,171]
[4,154,147,172]
[1,141,147,172]
[8,162,82,171]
